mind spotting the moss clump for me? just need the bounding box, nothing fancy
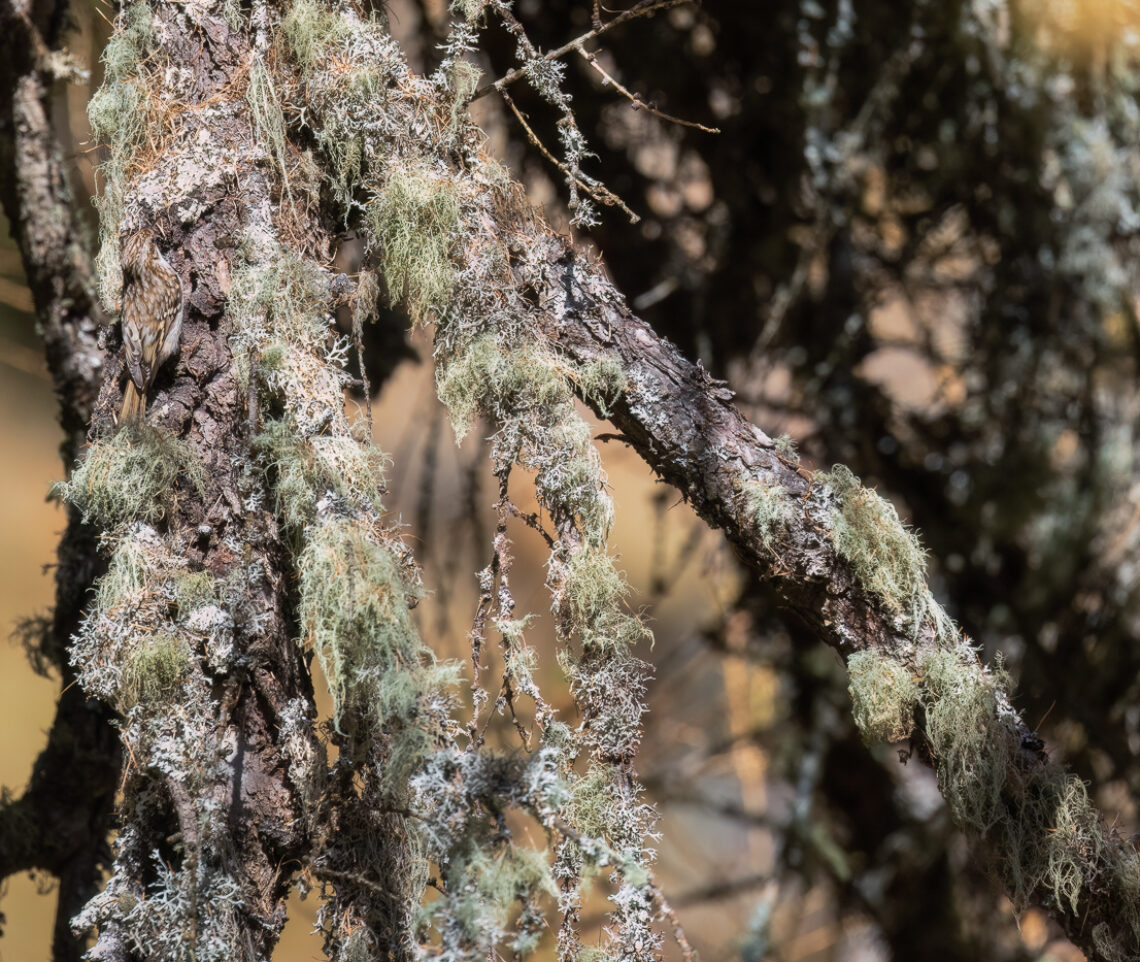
[175,571,217,612]
[574,357,626,417]
[254,419,388,530]
[368,164,462,322]
[120,633,191,708]
[819,465,933,629]
[281,0,354,75]
[847,649,919,744]
[56,427,206,527]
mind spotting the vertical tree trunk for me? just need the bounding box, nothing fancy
[58,2,326,956]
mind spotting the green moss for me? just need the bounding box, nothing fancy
[847,649,919,744]
[281,0,353,75]
[367,164,462,322]
[175,571,217,612]
[55,427,206,527]
[121,632,191,708]
[819,465,932,628]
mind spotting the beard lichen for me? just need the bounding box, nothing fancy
[267,1,667,956]
[846,648,919,745]
[86,0,158,310]
[849,641,1140,944]
[816,464,954,641]
[54,426,206,528]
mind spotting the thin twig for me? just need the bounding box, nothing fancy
[471,0,690,102]
[500,87,640,223]
[651,884,697,962]
[576,45,719,133]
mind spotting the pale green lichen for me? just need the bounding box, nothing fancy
[774,433,799,462]
[436,335,569,441]
[174,571,217,612]
[574,357,626,417]
[254,419,388,531]
[87,0,156,309]
[447,59,482,131]
[247,61,291,195]
[913,645,1140,930]
[298,519,458,760]
[55,428,206,527]
[559,549,651,655]
[741,480,793,550]
[919,647,1011,834]
[120,632,191,709]
[847,649,919,744]
[281,0,354,75]
[818,464,949,637]
[367,164,463,322]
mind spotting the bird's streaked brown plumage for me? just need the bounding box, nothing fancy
[119,228,184,421]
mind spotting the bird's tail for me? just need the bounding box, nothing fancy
[120,381,146,422]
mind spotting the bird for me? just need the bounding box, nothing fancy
[119,228,184,422]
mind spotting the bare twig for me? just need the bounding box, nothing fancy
[470,0,690,102]
[500,87,640,223]
[576,45,720,134]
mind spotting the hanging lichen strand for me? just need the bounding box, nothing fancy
[275,1,668,958]
[227,223,464,962]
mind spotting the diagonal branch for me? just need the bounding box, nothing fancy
[506,224,1140,962]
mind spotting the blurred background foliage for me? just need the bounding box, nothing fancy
[3,0,1140,958]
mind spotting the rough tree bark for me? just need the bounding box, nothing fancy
[2,1,1139,961]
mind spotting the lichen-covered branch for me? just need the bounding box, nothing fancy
[273,1,1140,956]
[515,227,1140,962]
